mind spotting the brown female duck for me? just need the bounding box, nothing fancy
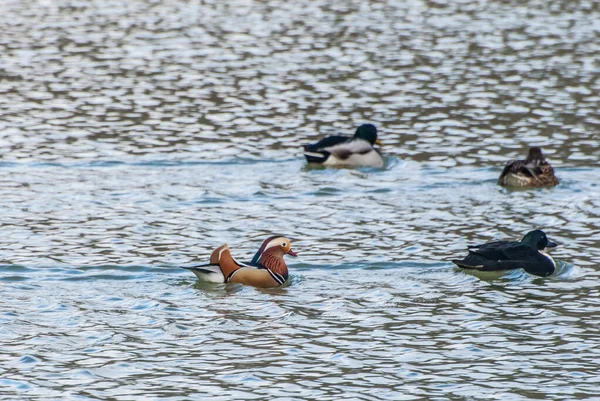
[498,147,559,187]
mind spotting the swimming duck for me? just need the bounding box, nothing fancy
[303,124,384,167]
[498,147,559,187]
[452,229,558,277]
[183,236,297,288]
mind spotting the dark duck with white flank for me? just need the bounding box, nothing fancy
[452,230,558,277]
[183,236,297,288]
[303,124,384,167]
[498,147,559,187]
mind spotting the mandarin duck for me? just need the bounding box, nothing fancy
[184,236,297,288]
[498,147,559,187]
[452,229,558,277]
[303,123,384,167]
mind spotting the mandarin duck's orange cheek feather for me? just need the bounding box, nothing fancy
[258,248,289,281]
[251,235,285,264]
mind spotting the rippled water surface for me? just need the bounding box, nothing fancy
[1,0,600,399]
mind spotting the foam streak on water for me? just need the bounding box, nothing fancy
[1,0,599,400]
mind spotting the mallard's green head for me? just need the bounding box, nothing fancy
[521,230,557,250]
[354,124,382,146]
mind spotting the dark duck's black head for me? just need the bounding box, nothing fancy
[520,229,558,250]
[525,147,546,165]
[353,124,382,146]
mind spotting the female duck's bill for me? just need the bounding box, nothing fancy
[183,236,297,288]
[303,124,384,168]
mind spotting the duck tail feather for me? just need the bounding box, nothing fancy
[182,266,215,274]
[182,264,208,271]
[182,264,226,283]
[303,151,329,163]
[452,260,482,269]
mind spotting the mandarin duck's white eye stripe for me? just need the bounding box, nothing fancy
[263,237,287,251]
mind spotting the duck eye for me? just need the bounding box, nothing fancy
[282,242,287,247]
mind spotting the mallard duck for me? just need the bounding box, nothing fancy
[452,229,558,277]
[498,147,559,187]
[183,236,297,288]
[303,124,384,167]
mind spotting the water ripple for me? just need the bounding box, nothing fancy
[1,0,600,400]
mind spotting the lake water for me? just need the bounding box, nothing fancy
[1,0,599,400]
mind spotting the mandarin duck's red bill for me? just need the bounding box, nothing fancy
[183,236,297,288]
